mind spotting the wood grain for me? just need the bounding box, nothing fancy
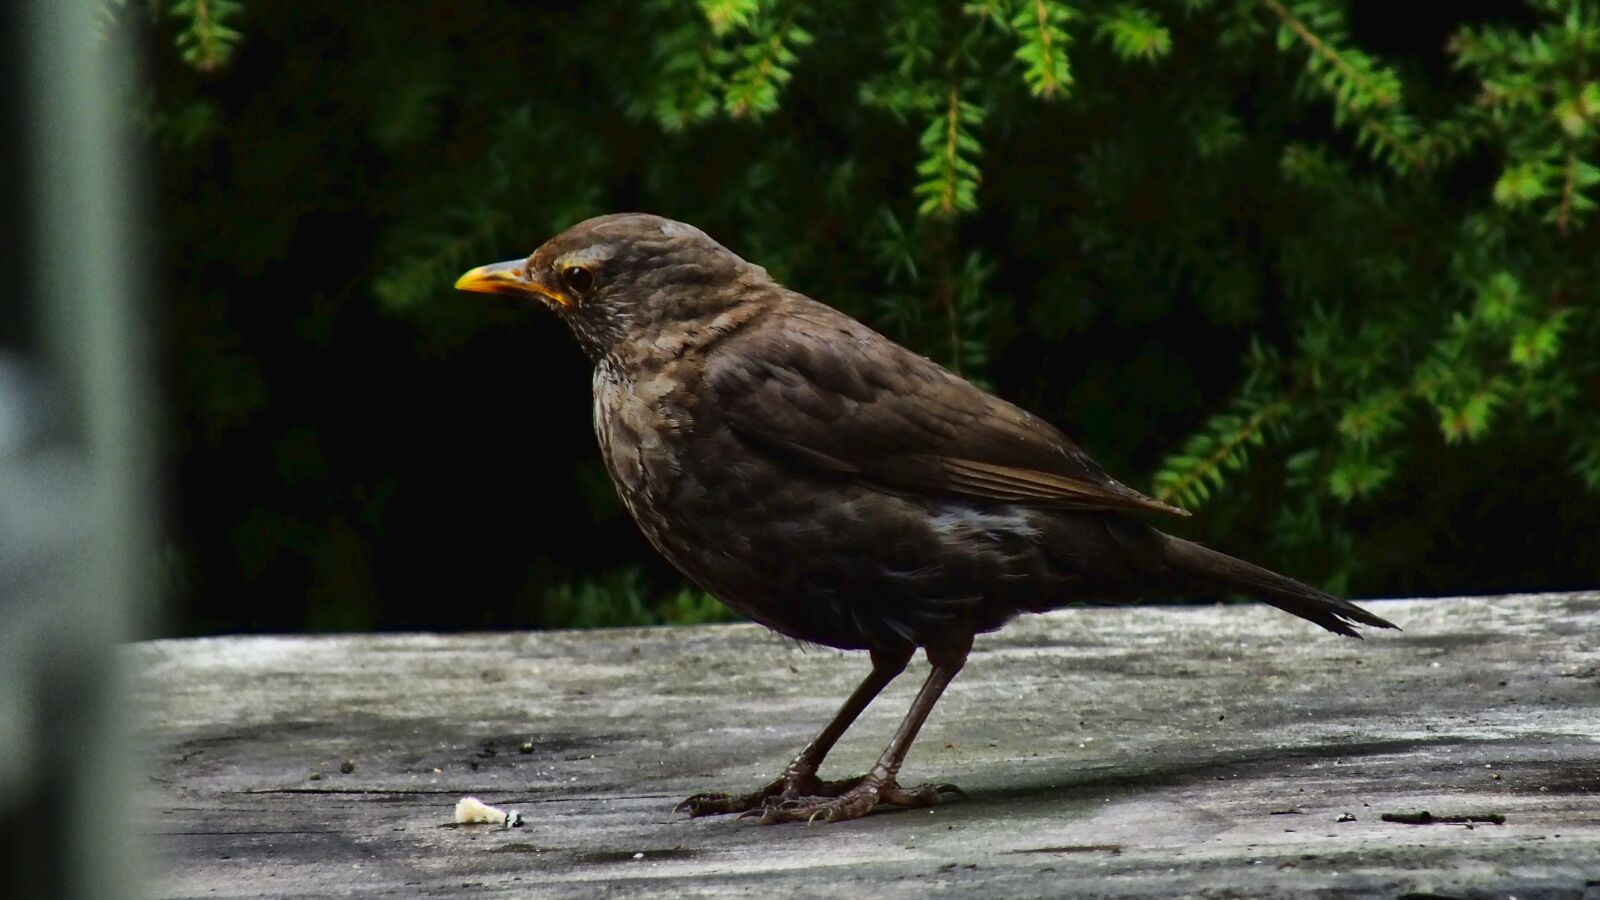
[134,592,1600,898]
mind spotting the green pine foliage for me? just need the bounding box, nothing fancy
[1097,4,1170,63]
[543,568,737,629]
[142,1,1600,632]
[166,0,245,71]
[1153,342,1296,511]
[1010,0,1077,98]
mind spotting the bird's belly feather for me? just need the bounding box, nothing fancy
[595,369,1066,649]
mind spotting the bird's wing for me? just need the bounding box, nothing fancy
[706,303,1187,516]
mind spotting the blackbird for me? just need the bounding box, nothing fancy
[456,213,1396,825]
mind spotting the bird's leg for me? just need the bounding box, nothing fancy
[751,638,971,825]
[677,646,913,817]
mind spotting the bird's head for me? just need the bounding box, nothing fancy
[455,213,762,360]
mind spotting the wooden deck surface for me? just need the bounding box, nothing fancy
[134,592,1600,898]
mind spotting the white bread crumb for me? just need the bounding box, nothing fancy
[454,796,523,828]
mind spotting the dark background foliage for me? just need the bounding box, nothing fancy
[138,0,1600,636]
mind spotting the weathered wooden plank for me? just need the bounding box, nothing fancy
[134,593,1600,899]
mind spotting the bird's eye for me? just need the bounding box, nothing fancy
[561,265,593,294]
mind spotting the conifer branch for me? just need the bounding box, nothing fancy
[169,0,244,72]
[637,2,725,131]
[1096,4,1171,63]
[940,83,962,213]
[1357,117,1428,172]
[192,0,220,68]
[1259,0,1428,172]
[700,0,765,36]
[1010,0,1075,99]
[1258,0,1386,110]
[1154,396,1291,508]
[1365,118,1429,172]
[914,76,983,219]
[1557,148,1578,235]
[1031,1,1063,95]
[723,9,811,119]
[374,210,510,311]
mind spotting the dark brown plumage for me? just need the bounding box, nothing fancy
[456,213,1396,824]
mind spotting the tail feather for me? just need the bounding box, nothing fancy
[1159,534,1398,638]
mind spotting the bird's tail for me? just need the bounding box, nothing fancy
[1158,533,1397,638]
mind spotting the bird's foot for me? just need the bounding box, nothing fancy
[739,775,964,825]
[676,770,866,817]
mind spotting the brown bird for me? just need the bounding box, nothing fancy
[456,213,1396,825]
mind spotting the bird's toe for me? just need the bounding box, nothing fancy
[880,780,964,807]
[677,770,827,817]
[676,792,744,817]
[734,775,965,825]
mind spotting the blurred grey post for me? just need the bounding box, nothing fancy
[2,0,153,897]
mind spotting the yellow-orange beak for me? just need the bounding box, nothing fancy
[454,259,570,308]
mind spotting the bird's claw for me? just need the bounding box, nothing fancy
[679,768,887,818]
[675,792,738,816]
[725,776,964,825]
[676,771,816,818]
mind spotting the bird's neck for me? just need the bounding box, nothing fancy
[601,297,774,374]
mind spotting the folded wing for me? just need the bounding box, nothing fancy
[706,303,1187,517]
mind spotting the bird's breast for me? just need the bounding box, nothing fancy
[591,361,704,544]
